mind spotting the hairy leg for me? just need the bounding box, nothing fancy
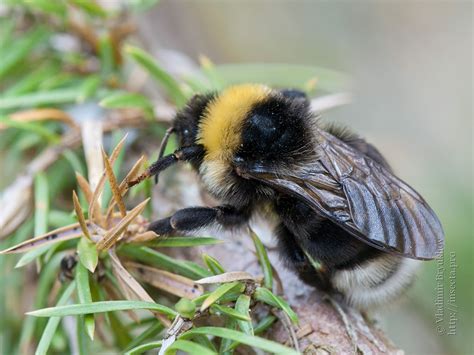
[275,223,332,291]
[148,205,251,235]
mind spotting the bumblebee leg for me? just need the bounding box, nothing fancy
[148,205,250,235]
[276,223,332,290]
[148,216,174,235]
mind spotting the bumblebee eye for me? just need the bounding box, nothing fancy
[183,129,189,136]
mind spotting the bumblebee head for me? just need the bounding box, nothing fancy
[132,84,312,202]
[170,84,275,164]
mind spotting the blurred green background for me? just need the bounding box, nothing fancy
[138,1,473,354]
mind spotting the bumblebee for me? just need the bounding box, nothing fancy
[129,84,444,310]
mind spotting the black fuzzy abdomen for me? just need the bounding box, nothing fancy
[274,195,382,273]
[274,197,420,309]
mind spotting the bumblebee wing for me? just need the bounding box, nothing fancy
[248,129,444,260]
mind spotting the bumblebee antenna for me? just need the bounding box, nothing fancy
[155,127,175,183]
[127,145,202,188]
[158,127,175,160]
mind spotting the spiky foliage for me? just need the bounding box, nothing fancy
[0,2,350,354]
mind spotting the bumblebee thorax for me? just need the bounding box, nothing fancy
[197,84,271,161]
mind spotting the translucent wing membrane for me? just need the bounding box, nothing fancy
[248,129,444,260]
